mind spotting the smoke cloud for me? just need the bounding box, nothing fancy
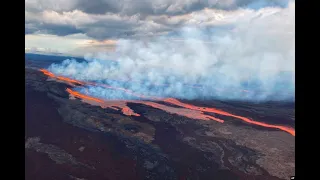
[48,2,295,102]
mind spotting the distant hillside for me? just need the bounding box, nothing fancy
[25,53,86,69]
[25,53,85,63]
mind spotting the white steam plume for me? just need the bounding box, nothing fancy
[49,2,295,102]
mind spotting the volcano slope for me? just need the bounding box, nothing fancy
[25,67,295,180]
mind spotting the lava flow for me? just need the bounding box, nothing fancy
[66,88,104,103]
[66,88,224,122]
[40,69,84,86]
[163,98,295,136]
[40,69,158,100]
[40,68,295,136]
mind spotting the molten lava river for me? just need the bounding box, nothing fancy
[40,69,295,136]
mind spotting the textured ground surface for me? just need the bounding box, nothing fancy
[25,64,295,180]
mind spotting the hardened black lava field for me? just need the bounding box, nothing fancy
[25,55,294,180]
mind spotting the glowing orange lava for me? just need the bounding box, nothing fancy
[163,98,295,136]
[56,76,84,85]
[139,101,224,123]
[66,88,104,103]
[40,69,84,86]
[40,69,158,100]
[65,88,223,122]
[39,69,54,78]
[40,69,295,136]
[121,106,141,116]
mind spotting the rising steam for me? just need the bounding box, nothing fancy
[48,2,295,102]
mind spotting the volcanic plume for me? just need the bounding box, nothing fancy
[47,2,294,102]
[40,69,295,136]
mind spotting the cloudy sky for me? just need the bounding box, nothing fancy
[25,0,293,57]
[26,0,295,101]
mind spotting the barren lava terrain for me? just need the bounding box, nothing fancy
[25,56,295,180]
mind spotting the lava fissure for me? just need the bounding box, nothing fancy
[40,69,295,136]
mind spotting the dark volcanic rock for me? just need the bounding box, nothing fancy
[25,137,94,169]
[25,66,294,180]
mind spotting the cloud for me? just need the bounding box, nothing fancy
[26,9,147,39]
[47,2,295,102]
[25,0,291,40]
[25,33,111,56]
[25,47,62,55]
[26,0,289,15]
